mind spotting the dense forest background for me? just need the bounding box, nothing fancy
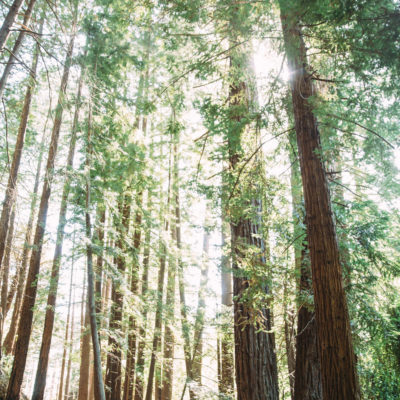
[0,0,399,399]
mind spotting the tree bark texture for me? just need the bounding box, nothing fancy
[280,5,360,399]
[227,25,279,400]
[105,196,131,400]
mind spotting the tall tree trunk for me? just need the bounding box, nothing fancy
[0,0,37,98]
[63,287,76,400]
[2,125,46,355]
[288,133,322,400]
[0,205,15,358]
[105,195,131,400]
[145,147,172,400]
[227,12,279,400]
[0,0,26,52]
[123,192,142,400]
[31,63,84,400]
[174,155,195,400]
[94,204,105,328]
[191,212,211,390]
[279,6,360,399]
[161,124,180,400]
[0,18,41,274]
[85,88,106,400]
[78,302,91,400]
[133,190,152,400]
[57,235,75,400]
[219,213,234,396]
[6,17,76,399]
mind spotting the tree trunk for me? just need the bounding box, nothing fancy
[161,126,180,400]
[133,189,152,400]
[78,302,91,400]
[105,195,131,400]
[227,16,279,400]
[279,6,360,399]
[123,192,142,400]
[85,90,106,400]
[191,212,211,390]
[57,235,75,400]
[0,0,37,98]
[219,213,234,396]
[0,205,15,358]
[0,0,26,52]
[145,151,172,400]
[2,125,46,355]
[63,287,76,400]
[31,63,84,400]
[0,18,41,274]
[6,18,76,400]
[288,132,322,400]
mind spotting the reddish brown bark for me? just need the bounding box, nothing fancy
[227,26,279,400]
[220,214,234,396]
[280,6,360,399]
[105,196,131,400]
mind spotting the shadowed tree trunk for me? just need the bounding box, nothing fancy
[0,0,37,98]
[279,4,360,398]
[288,132,322,400]
[31,63,84,400]
[219,213,234,396]
[6,16,76,399]
[105,195,131,400]
[0,18,42,274]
